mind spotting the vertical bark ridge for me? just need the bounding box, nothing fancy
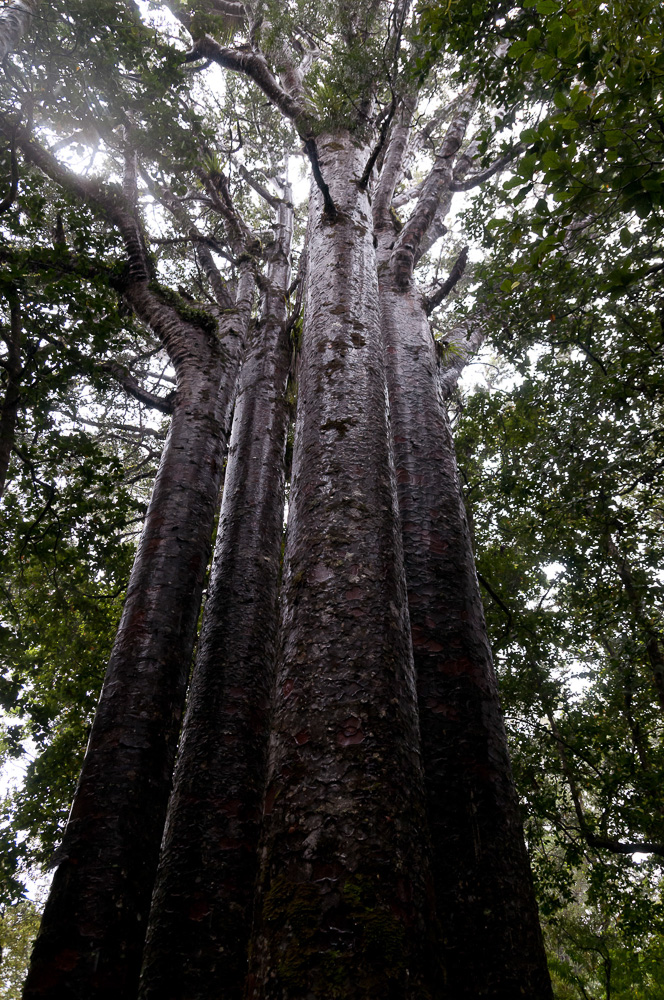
[377,230,553,999]
[247,134,438,1000]
[138,195,294,1000]
[23,292,252,1000]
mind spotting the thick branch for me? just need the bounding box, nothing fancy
[185,35,335,216]
[373,93,417,226]
[185,35,307,129]
[5,122,220,375]
[450,143,525,192]
[424,246,469,314]
[391,86,476,285]
[6,119,153,284]
[232,160,283,209]
[99,361,175,415]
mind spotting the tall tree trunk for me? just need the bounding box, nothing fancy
[247,135,438,1000]
[23,287,251,1000]
[376,227,553,999]
[138,196,294,1000]
[0,290,22,498]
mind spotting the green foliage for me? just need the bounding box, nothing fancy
[0,898,43,999]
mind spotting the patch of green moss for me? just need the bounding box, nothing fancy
[260,873,429,998]
[149,281,217,335]
[341,874,412,989]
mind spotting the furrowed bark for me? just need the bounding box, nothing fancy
[138,194,294,1000]
[23,284,252,1000]
[377,228,553,1000]
[0,291,22,498]
[247,134,438,1000]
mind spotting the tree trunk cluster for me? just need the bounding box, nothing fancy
[13,18,553,996]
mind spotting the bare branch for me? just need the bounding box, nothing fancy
[184,35,335,216]
[390,85,476,285]
[373,92,417,226]
[98,361,175,414]
[424,246,469,314]
[232,159,283,209]
[437,315,487,400]
[185,35,307,130]
[450,143,525,192]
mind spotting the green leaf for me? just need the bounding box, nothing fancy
[541,150,561,169]
[509,40,531,58]
[520,128,539,143]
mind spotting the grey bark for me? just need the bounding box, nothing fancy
[247,133,438,1000]
[138,192,294,1000]
[376,221,553,998]
[0,0,37,61]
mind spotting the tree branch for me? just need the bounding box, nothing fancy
[424,246,469,314]
[185,35,336,217]
[390,85,476,285]
[545,708,664,859]
[0,127,19,214]
[359,93,396,190]
[450,143,525,192]
[98,361,175,415]
[373,92,417,226]
[303,139,336,219]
